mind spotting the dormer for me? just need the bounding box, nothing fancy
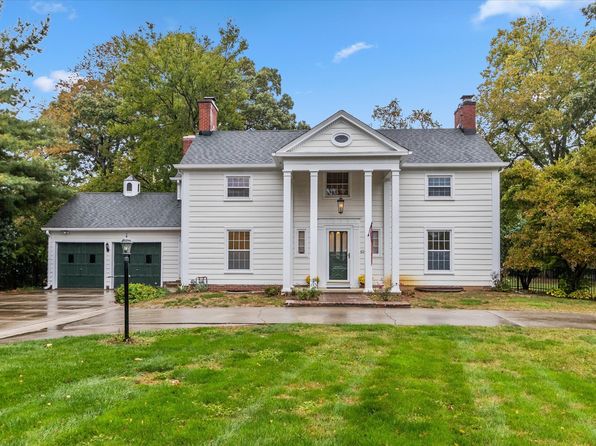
[123,175,140,197]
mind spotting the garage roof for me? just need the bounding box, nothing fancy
[44,193,180,229]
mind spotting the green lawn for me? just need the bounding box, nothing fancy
[1,326,595,445]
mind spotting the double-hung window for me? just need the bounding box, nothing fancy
[227,231,251,270]
[427,230,451,272]
[297,230,306,255]
[226,176,250,199]
[325,172,349,197]
[427,175,452,198]
[371,230,380,255]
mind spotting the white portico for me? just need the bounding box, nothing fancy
[274,111,410,294]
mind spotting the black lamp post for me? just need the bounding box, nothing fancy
[121,238,133,341]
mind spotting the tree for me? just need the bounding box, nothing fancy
[55,21,306,190]
[40,78,126,185]
[0,0,49,108]
[477,16,595,167]
[372,98,440,129]
[503,146,596,291]
[0,2,70,289]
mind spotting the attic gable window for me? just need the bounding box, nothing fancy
[226,175,250,199]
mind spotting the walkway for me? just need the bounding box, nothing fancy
[0,289,594,343]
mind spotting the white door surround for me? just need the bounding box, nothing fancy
[319,220,359,288]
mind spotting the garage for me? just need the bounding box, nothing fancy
[57,243,104,288]
[113,242,161,288]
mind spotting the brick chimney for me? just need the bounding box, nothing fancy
[198,96,218,135]
[454,95,476,135]
[182,135,195,155]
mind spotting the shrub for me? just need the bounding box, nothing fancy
[568,289,594,300]
[264,286,281,297]
[115,283,167,304]
[491,271,511,292]
[295,287,320,301]
[375,287,391,301]
[546,288,567,298]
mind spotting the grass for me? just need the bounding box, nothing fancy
[1,325,594,445]
[135,291,286,308]
[409,290,596,313]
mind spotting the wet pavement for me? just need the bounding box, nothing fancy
[1,290,594,343]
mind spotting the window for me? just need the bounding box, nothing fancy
[427,230,451,271]
[325,172,349,197]
[145,255,152,264]
[226,176,250,198]
[371,230,379,255]
[126,182,133,192]
[68,254,74,263]
[331,132,351,147]
[297,230,306,255]
[427,175,452,198]
[89,254,96,264]
[228,231,250,270]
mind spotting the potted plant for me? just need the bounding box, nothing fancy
[358,274,365,288]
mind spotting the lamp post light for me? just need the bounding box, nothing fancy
[121,238,133,341]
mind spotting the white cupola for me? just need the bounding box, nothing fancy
[123,175,140,197]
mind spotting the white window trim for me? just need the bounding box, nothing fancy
[331,132,352,147]
[323,171,351,199]
[224,174,252,201]
[371,228,382,257]
[224,228,253,274]
[424,228,454,274]
[295,228,309,257]
[425,173,455,201]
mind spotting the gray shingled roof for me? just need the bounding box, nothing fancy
[181,130,307,165]
[181,128,502,165]
[378,129,503,164]
[44,193,180,229]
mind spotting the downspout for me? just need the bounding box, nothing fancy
[43,230,53,290]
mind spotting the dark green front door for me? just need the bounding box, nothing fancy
[329,231,348,281]
[113,242,161,287]
[57,243,104,288]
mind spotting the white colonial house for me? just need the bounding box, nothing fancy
[43,96,507,292]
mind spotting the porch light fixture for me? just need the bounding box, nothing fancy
[121,238,133,342]
[337,197,345,214]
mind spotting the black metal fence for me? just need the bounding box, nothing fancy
[502,269,595,297]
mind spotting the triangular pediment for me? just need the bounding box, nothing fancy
[275,110,410,157]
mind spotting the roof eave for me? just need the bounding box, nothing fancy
[43,227,181,232]
[401,162,509,169]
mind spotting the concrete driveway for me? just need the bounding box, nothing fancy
[0,289,117,341]
[1,290,595,343]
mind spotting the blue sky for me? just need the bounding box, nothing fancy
[1,0,590,126]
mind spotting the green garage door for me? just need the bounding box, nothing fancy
[57,243,104,288]
[114,242,161,288]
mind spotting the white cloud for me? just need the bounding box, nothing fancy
[333,42,374,63]
[473,0,577,23]
[33,70,81,92]
[31,2,76,20]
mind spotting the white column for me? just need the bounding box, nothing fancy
[309,170,318,288]
[383,175,391,279]
[282,170,293,293]
[391,169,401,293]
[364,170,373,293]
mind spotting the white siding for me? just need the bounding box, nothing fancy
[290,118,395,154]
[47,230,180,288]
[399,169,495,286]
[185,170,284,285]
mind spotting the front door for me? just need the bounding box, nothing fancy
[328,230,349,281]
